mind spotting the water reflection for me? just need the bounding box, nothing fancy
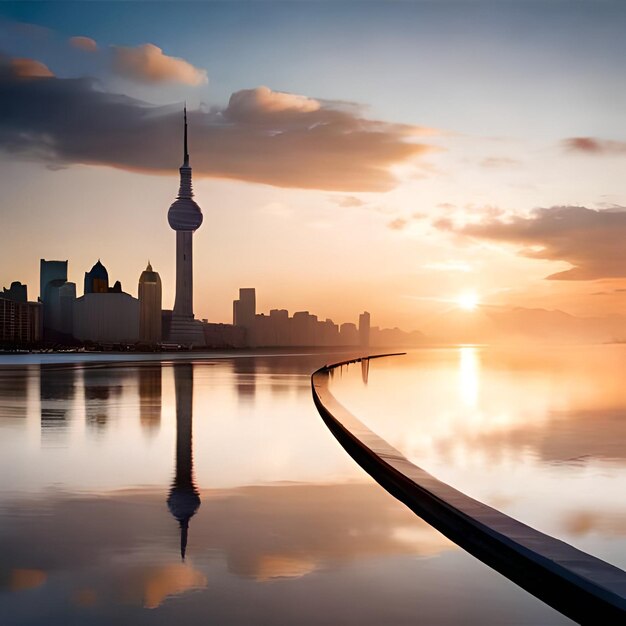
[361,358,369,385]
[167,363,201,560]
[232,357,257,403]
[40,366,76,439]
[0,370,28,421]
[139,365,162,435]
[458,346,479,408]
[329,346,626,570]
[0,352,577,625]
[83,367,119,431]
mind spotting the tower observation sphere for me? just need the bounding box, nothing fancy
[167,107,203,232]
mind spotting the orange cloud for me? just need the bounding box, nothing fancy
[142,563,207,609]
[10,568,47,591]
[388,217,408,230]
[438,205,626,280]
[112,43,207,85]
[9,57,53,78]
[229,85,320,114]
[69,36,98,52]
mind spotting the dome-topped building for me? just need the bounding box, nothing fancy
[166,108,206,347]
[84,259,109,294]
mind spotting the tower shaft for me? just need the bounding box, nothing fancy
[173,231,194,319]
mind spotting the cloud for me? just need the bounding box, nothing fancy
[0,63,436,191]
[228,85,318,114]
[480,156,520,168]
[330,195,365,208]
[562,137,626,156]
[387,211,428,231]
[388,217,408,231]
[112,43,207,85]
[69,36,98,52]
[6,57,54,78]
[437,205,626,280]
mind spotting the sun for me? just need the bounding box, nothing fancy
[457,292,480,311]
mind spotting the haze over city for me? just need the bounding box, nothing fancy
[1,1,625,342]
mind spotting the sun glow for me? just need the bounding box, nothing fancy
[457,292,480,311]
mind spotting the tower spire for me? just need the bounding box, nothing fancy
[183,104,189,167]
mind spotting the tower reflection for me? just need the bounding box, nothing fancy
[167,363,201,560]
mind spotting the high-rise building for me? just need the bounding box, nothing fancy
[2,281,27,303]
[46,281,76,336]
[40,259,67,302]
[166,108,206,347]
[0,289,42,346]
[233,288,256,327]
[84,260,109,294]
[340,322,359,346]
[138,262,162,344]
[39,259,75,339]
[359,311,371,347]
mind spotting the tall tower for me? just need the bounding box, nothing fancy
[167,108,205,346]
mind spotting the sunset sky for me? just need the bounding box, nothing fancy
[1,1,625,336]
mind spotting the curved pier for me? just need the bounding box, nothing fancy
[311,354,626,624]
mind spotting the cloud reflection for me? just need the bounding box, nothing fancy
[0,483,453,606]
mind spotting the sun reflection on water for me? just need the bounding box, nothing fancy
[458,346,480,409]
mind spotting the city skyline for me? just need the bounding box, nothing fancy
[1,2,625,338]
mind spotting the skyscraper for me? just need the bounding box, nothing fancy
[166,108,205,346]
[233,288,256,328]
[40,259,67,302]
[359,311,371,347]
[39,259,75,339]
[84,260,109,294]
[138,262,162,344]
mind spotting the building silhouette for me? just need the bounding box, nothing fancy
[166,107,205,347]
[40,259,67,302]
[2,281,27,303]
[138,262,162,344]
[40,259,76,340]
[359,311,371,347]
[167,363,201,560]
[84,260,109,294]
[0,289,41,346]
[233,288,256,330]
[74,259,139,344]
[231,287,377,348]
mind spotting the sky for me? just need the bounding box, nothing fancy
[1,1,625,337]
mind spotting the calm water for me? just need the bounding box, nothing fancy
[330,346,626,572]
[3,348,616,625]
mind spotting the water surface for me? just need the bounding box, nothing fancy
[329,346,626,571]
[0,351,578,624]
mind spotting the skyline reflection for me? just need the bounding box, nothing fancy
[0,350,613,624]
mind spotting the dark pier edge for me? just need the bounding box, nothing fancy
[311,354,626,625]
